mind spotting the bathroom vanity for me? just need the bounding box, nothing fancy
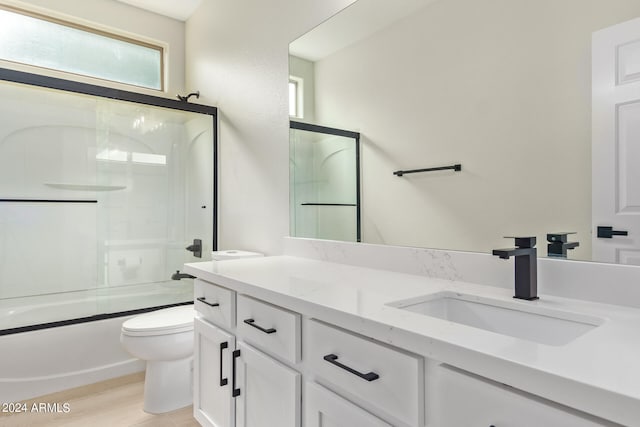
[185,239,640,427]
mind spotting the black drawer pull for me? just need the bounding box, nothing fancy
[243,318,276,334]
[232,349,241,397]
[219,342,228,387]
[323,354,379,382]
[197,297,219,307]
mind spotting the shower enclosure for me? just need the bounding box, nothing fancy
[0,68,216,334]
[289,121,360,242]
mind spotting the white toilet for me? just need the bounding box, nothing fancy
[120,250,263,414]
[120,305,195,414]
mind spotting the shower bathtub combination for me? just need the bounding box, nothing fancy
[0,68,217,401]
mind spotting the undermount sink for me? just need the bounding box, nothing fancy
[388,291,603,346]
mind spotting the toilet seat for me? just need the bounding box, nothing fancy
[122,305,195,336]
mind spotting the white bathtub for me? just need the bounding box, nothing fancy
[0,282,193,401]
[0,281,193,331]
[0,314,145,402]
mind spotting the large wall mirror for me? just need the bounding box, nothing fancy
[289,0,640,265]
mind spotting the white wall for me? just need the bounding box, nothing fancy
[2,0,186,97]
[289,55,316,122]
[185,0,356,255]
[313,0,640,258]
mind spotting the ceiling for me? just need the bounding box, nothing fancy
[115,0,202,21]
[290,0,438,61]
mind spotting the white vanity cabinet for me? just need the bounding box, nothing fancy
[187,254,636,427]
[193,280,302,427]
[428,363,618,427]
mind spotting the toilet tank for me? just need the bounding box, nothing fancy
[211,250,263,261]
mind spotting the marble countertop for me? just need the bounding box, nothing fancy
[185,255,640,426]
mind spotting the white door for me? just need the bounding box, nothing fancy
[235,341,301,427]
[194,318,236,427]
[304,382,391,427]
[593,17,640,264]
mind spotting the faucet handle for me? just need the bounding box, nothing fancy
[546,232,576,243]
[504,236,536,248]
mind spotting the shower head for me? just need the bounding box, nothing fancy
[176,91,200,102]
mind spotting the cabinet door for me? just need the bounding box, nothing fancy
[429,364,617,427]
[235,341,301,427]
[194,317,236,427]
[305,382,391,427]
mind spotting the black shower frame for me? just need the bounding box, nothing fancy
[0,67,218,335]
[290,120,361,242]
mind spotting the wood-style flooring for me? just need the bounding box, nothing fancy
[0,373,199,427]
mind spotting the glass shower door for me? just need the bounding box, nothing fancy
[289,121,360,242]
[93,98,215,313]
[0,72,216,331]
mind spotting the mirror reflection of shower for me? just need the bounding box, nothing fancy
[289,121,360,242]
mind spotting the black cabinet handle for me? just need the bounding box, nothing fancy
[597,226,628,238]
[197,297,219,308]
[232,349,241,397]
[323,354,379,382]
[219,342,228,386]
[243,318,276,334]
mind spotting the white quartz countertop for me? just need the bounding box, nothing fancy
[185,256,640,426]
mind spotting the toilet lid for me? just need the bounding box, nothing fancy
[122,306,195,336]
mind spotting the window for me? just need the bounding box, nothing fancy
[289,76,303,118]
[0,6,163,90]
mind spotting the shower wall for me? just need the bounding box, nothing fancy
[0,78,214,309]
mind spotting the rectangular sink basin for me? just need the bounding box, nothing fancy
[388,291,603,346]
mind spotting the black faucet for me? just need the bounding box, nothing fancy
[492,236,538,300]
[171,270,196,280]
[547,232,579,258]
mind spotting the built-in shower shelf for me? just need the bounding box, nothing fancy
[45,183,126,191]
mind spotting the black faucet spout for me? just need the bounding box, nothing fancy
[492,237,538,301]
[546,232,579,258]
[492,247,535,259]
[172,270,196,280]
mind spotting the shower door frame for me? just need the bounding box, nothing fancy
[0,67,218,335]
[290,120,361,242]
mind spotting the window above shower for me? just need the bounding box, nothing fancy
[0,5,164,91]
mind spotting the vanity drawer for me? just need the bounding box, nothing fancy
[194,279,236,329]
[236,294,301,363]
[306,319,424,427]
[429,364,618,426]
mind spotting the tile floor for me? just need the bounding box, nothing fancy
[0,373,199,427]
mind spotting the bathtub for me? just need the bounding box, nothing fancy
[0,314,145,402]
[0,282,192,401]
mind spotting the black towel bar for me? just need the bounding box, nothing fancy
[0,199,97,203]
[393,164,461,177]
